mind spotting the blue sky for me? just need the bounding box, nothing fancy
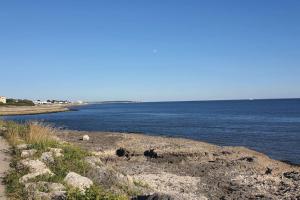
[0,0,300,101]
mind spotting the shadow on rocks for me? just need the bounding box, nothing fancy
[144,149,158,159]
[132,193,173,200]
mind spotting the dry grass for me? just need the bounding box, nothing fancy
[26,123,56,144]
[0,121,56,146]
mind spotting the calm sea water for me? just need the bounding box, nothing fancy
[2,99,300,164]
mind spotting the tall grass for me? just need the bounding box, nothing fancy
[0,120,56,146]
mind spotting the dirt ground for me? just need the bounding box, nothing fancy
[0,136,10,200]
[58,130,300,200]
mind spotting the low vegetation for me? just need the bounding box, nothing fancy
[0,120,128,200]
[0,99,35,106]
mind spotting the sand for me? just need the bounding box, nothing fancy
[0,104,73,116]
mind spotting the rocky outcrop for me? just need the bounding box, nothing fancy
[86,156,134,190]
[64,172,93,192]
[19,159,54,184]
[25,181,66,200]
[41,148,63,163]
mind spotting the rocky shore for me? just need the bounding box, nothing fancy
[1,121,300,200]
[59,130,300,200]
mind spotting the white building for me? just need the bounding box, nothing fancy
[0,96,6,104]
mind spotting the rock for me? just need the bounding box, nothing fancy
[21,149,37,158]
[82,135,90,141]
[41,148,63,163]
[19,159,54,184]
[64,172,93,192]
[144,149,158,159]
[132,193,174,200]
[0,126,7,131]
[25,182,66,200]
[116,148,130,157]
[265,167,272,175]
[238,156,255,162]
[49,148,63,157]
[85,156,103,167]
[16,144,29,150]
[283,171,300,181]
[41,152,55,163]
[87,164,133,189]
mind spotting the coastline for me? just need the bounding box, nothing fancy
[57,129,300,199]
[0,103,82,116]
[1,120,300,199]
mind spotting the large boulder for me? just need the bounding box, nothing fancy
[64,172,93,192]
[19,159,54,184]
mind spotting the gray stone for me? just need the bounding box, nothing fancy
[87,164,134,189]
[85,156,103,167]
[25,182,66,200]
[41,148,63,163]
[41,152,55,163]
[19,159,54,184]
[64,172,93,192]
[21,149,37,158]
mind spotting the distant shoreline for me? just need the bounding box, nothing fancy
[0,103,83,116]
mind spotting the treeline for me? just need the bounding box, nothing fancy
[0,99,35,106]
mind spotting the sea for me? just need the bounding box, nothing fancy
[2,99,300,165]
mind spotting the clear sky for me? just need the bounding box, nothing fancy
[1,0,300,102]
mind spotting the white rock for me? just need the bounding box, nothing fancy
[21,149,37,158]
[41,152,55,163]
[25,182,66,200]
[82,135,90,141]
[49,148,63,157]
[85,156,103,167]
[19,159,54,184]
[64,172,93,192]
[0,126,7,131]
[16,144,29,150]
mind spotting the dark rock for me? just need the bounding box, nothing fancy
[221,151,232,155]
[144,149,158,159]
[239,157,254,162]
[132,193,173,200]
[265,168,272,175]
[116,148,130,158]
[283,171,300,181]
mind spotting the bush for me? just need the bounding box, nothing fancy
[3,99,35,106]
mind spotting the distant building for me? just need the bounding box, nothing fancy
[0,96,6,104]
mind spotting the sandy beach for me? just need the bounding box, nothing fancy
[0,104,75,116]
